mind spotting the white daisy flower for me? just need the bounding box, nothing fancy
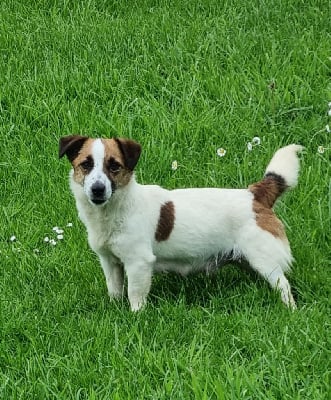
[247,142,253,151]
[49,239,57,246]
[317,146,325,154]
[328,101,331,108]
[10,235,17,242]
[326,124,330,133]
[57,234,64,240]
[216,148,226,157]
[328,109,331,117]
[56,229,64,234]
[52,226,59,232]
[252,136,261,145]
[66,222,73,227]
[44,237,50,243]
[171,160,178,171]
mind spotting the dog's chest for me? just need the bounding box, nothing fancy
[80,205,124,253]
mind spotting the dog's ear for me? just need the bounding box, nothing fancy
[114,138,142,171]
[59,135,88,162]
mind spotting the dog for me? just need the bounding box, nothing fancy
[59,136,303,311]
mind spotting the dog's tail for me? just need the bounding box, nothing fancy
[249,144,304,208]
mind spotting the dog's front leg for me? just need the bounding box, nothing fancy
[125,255,156,312]
[98,253,124,300]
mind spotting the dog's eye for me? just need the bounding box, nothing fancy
[107,159,122,174]
[80,158,94,172]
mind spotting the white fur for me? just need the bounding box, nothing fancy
[265,144,304,187]
[69,144,302,311]
[83,139,112,204]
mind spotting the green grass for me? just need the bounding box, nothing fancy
[1,0,330,398]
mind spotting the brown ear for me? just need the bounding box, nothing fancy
[114,138,142,171]
[59,135,88,162]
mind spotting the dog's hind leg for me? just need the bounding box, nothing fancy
[98,253,125,300]
[259,265,296,309]
[239,234,296,309]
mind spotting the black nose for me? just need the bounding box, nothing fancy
[91,182,105,197]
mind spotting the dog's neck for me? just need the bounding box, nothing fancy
[106,174,139,211]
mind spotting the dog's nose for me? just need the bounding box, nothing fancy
[91,182,106,197]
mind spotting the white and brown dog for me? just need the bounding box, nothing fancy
[59,136,303,311]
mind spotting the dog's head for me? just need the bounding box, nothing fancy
[59,135,141,206]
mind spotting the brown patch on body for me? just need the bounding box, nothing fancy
[155,201,175,242]
[253,200,287,240]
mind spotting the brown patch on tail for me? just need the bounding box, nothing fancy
[249,173,287,208]
[155,201,175,242]
[250,173,288,240]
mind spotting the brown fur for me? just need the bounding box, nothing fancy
[102,139,133,188]
[59,135,88,162]
[114,138,142,171]
[63,137,135,187]
[249,173,287,208]
[70,138,95,184]
[252,200,287,240]
[249,174,288,240]
[155,201,175,242]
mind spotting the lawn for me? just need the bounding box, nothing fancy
[0,0,330,398]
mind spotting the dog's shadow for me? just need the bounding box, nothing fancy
[148,265,264,309]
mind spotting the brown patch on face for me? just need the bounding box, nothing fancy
[114,138,142,171]
[70,138,95,184]
[155,201,175,242]
[60,136,141,189]
[249,173,287,208]
[253,200,287,240]
[59,135,89,162]
[102,139,135,188]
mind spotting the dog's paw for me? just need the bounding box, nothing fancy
[281,290,297,310]
[130,297,147,312]
[107,289,123,302]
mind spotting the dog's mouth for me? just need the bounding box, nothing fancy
[90,198,107,206]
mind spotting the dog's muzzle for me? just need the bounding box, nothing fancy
[91,181,107,205]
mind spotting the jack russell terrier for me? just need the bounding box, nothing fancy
[59,136,303,311]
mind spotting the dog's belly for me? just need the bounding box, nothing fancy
[154,253,234,276]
